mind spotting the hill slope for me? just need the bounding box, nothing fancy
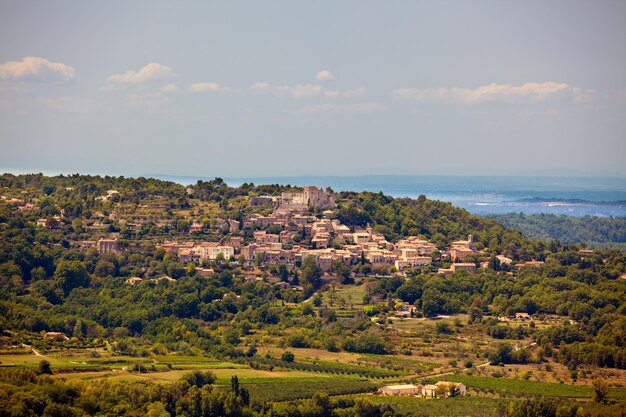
[486,213,626,249]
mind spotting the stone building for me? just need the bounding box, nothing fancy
[97,238,121,255]
[280,186,335,210]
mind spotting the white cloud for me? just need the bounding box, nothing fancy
[249,82,366,100]
[106,63,175,84]
[298,101,386,115]
[315,70,335,81]
[161,83,180,93]
[392,82,592,104]
[249,82,273,93]
[0,56,76,83]
[127,92,168,108]
[189,82,230,93]
[323,87,367,99]
[342,87,367,98]
[288,84,323,98]
[249,82,322,98]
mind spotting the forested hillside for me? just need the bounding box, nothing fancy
[486,213,626,249]
[1,174,625,417]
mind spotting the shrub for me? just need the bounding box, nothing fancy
[181,370,216,387]
[38,360,52,375]
[436,322,452,334]
[592,378,609,403]
[288,334,310,348]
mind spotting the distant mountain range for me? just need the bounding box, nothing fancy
[512,197,626,207]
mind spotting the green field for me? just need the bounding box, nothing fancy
[356,353,439,373]
[350,395,626,417]
[357,395,508,416]
[253,357,406,378]
[333,285,368,305]
[239,377,376,403]
[436,375,626,400]
[324,285,369,318]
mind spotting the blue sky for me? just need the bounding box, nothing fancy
[1,1,625,178]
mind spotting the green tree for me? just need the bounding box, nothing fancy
[166,262,185,279]
[94,260,116,277]
[469,306,483,323]
[421,288,443,317]
[0,261,23,296]
[302,303,314,315]
[301,256,322,289]
[146,402,170,417]
[37,360,52,375]
[30,266,47,281]
[181,370,216,387]
[223,327,240,345]
[54,259,90,296]
[592,378,609,403]
[489,343,513,365]
[278,263,289,282]
[447,383,460,397]
[396,281,422,304]
[42,404,81,417]
[332,260,352,284]
[313,294,323,307]
[436,321,452,334]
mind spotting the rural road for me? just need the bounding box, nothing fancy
[406,341,537,380]
[301,291,318,304]
[22,343,44,357]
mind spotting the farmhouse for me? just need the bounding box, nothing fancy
[378,384,421,396]
[422,384,439,398]
[45,332,69,341]
[378,382,466,398]
[435,381,467,397]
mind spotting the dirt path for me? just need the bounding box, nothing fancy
[22,343,44,357]
[21,343,84,365]
[301,291,318,304]
[398,340,537,382]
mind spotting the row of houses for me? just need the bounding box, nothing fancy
[241,206,443,271]
[160,203,469,273]
[239,223,439,271]
[113,187,480,272]
[161,241,235,263]
[137,186,542,273]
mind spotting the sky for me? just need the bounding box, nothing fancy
[1,1,625,178]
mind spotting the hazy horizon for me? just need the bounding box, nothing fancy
[5,169,626,216]
[2,168,626,181]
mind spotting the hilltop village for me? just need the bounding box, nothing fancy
[9,184,544,286]
[128,186,527,282]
